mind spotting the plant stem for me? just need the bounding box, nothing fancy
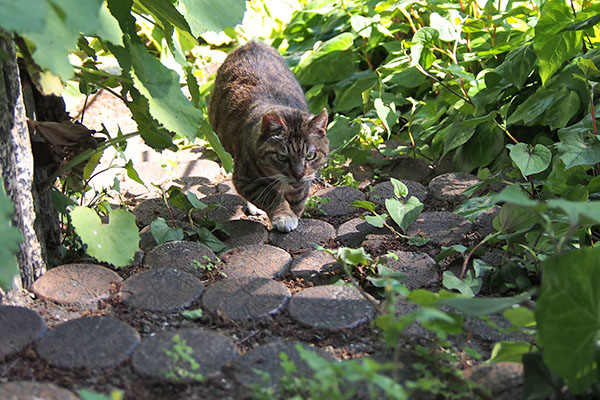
[460,232,499,279]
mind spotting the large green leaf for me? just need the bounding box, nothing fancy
[410,27,439,68]
[509,143,552,178]
[533,0,582,85]
[438,290,533,317]
[327,114,360,150]
[177,0,246,37]
[0,181,22,290]
[0,0,47,33]
[385,196,423,234]
[536,246,600,393]
[70,207,140,268]
[127,39,202,142]
[15,0,122,83]
[556,124,600,169]
[296,33,358,85]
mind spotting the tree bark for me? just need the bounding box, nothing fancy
[0,35,46,291]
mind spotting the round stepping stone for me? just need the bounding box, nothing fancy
[0,306,47,358]
[144,240,216,278]
[220,219,268,249]
[202,277,291,321]
[0,381,78,400]
[36,316,140,370]
[369,180,428,207]
[385,156,434,183]
[463,362,524,399]
[406,211,472,245]
[120,268,204,312]
[269,219,335,252]
[428,172,480,202]
[288,285,377,330]
[193,193,245,223]
[336,217,391,247]
[131,328,237,383]
[474,206,500,236]
[175,159,222,181]
[385,251,439,289]
[311,186,365,216]
[133,197,188,227]
[289,250,340,280]
[30,263,122,307]
[219,244,291,279]
[232,341,336,389]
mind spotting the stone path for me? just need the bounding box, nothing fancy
[0,150,527,398]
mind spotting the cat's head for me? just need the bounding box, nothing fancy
[255,107,329,187]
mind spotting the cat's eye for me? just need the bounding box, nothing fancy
[276,153,288,162]
[305,151,317,161]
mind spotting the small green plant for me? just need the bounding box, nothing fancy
[353,178,425,244]
[303,196,331,217]
[191,255,227,278]
[163,334,204,383]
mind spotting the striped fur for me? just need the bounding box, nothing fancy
[209,41,329,232]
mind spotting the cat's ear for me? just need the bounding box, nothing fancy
[309,108,328,136]
[261,111,286,134]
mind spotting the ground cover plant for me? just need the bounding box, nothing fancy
[1,0,600,398]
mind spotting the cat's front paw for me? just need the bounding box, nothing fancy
[246,202,267,216]
[271,214,298,232]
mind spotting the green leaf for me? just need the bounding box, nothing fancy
[374,98,397,135]
[150,217,184,245]
[438,290,534,317]
[507,89,558,126]
[560,12,600,32]
[0,181,22,290]
[186,192,208,210]
[199,120,233,173]
[488,341,532,363]
[523,352,564,400]
[127,38,203,142]
[430,12,460,42]
[351,200,377,213]
[556,131,600,169]
[177,0,246,37]
[442,270,481,297]
[181,308,204,320]
[410,27,439,68]
[296,33,358,85]
[70,207,140,267]
[443,112,497,156]
[0,0,47,33]
[545,199,600,226]
[134,0,190,33]
[536,246,600,392]
[509,143,552,178]
[194,227,227,253]
[503,306,536,328]
[124,159,145,186]
[533,0,582,85]
[365,214,386,228]
[337,247,372,266]
[326,114,360,150]
[385,196,423,234]
[390,178,408,198]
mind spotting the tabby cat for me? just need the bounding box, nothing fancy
[209,41,329,232]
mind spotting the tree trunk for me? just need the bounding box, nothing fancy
[0,35,46,292]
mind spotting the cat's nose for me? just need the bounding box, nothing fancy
[294,170,304,180]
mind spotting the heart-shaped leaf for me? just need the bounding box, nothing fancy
[509,143,552,178]
[70,206,140,268]
[386,196,423,234]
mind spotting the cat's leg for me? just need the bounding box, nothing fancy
[246,202,267,216]
[270,201,298,232]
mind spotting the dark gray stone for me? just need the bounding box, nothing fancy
[120,268,204,312]
[289,250,340,281]
[336,217,391,247]
[36,316,140,370]
[30,264,122,308]
[219,244,291,279]
[428,172,480,202]
[406,211,472,245]
[474,207,500,236]
[386,251,439,289]
[133,198,188,228]
[220,219,268,249]
[287,285,377,330]
[463,362,524,400]
[384,156,434,184]
[193,193,245,223]
[131,328,238,383]
[232,341,336,390]
[269,219,335,252]
[0,306,46,358]
[0,382,78,400]
[144,240,216,278]
[311,186,365,216]
[202,277,291,321]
